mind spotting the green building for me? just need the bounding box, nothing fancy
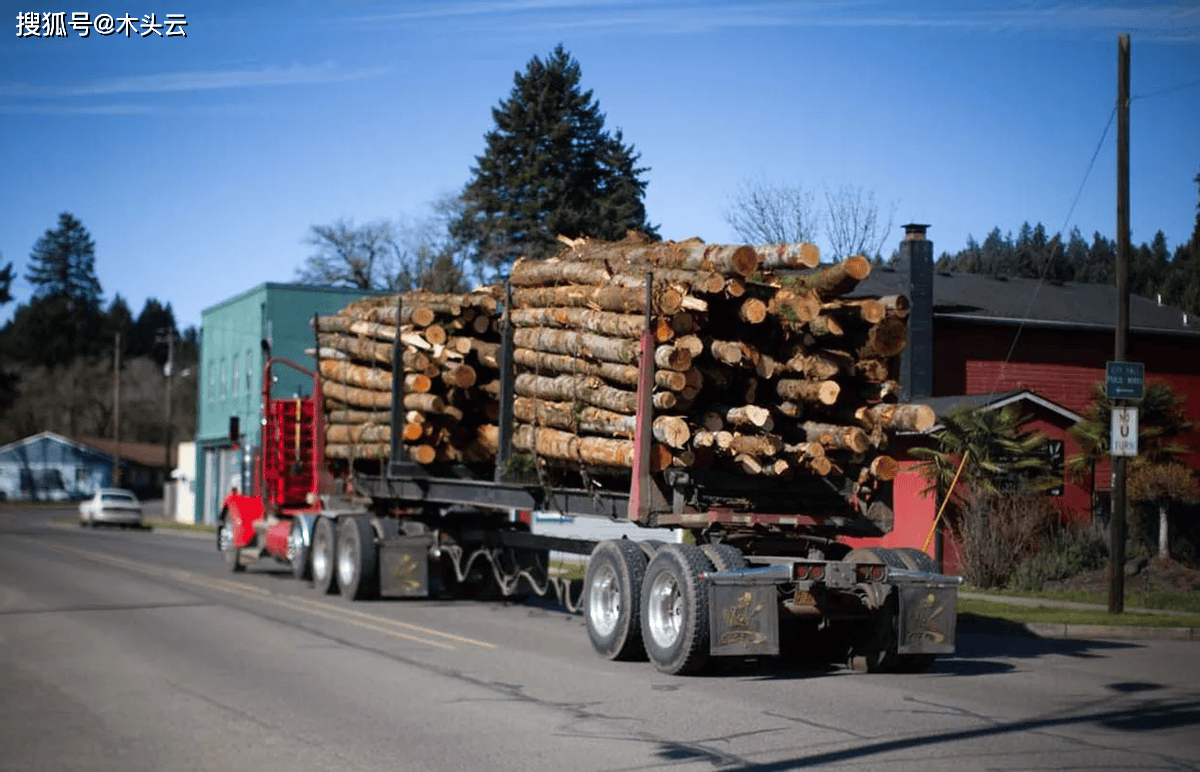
[193,283,386,524]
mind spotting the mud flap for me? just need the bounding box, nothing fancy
[379,535,434,598]
[706,566,786,658]
[894,574,959,655]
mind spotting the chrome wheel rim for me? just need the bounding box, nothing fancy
[287,525,302,563]
[311,530,329,581]
[646,571,683,649]
[337,536,356,588]
[218,520,234,553]
[588,564,620,637]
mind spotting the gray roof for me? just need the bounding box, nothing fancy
[851,264,1199,337]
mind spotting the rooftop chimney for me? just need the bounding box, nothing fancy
[899,224,933,400]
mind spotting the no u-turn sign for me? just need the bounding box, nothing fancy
[1111,407,1139,457]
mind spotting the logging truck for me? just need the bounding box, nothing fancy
[217,242,960,675]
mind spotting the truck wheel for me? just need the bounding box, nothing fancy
[337,516,379,601]
[584,540,648,661]
[288,519,311,581]
[700,543,746,572]
[218,516,244,573]
[892,547,938,573]
[310,517,338,594]
[640,544,714,675]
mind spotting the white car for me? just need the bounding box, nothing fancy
[79,488,143,528]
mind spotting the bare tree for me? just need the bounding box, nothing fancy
[296,218,400,290]
[392,194,472,293]
[724,179,819,246]
[823,184,896,261]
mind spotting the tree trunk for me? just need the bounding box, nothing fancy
[514,373,637,414]
[555,239,761,277]
[327,423,391,444]
[323,381,392,409]
[786,254,872,299]
[1159,503,1170,558]
[510,307,650,339]
[510,257,726,294]
[754,242,821,269]
[512,283,698,315]
[776,379,840,405]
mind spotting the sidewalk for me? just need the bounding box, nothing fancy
[959,591,1200,642]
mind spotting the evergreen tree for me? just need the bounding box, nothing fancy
[0,257,16,410]
[128,298,177,365]
[451,45,657,275]
[7,212,106,365]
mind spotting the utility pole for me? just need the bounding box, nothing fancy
[160,329,176,495]
[112,331,122,487]
[1110,33,1131,614]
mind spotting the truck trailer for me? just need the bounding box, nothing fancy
[217,257,960,676]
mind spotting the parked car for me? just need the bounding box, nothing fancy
[79,488,143,528]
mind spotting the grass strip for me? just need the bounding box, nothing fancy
[959,598,1200,629]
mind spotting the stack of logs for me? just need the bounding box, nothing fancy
[311,235,935,500]
[313,290,504,464]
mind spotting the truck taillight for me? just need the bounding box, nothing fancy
[793,563,825,581]
[855,564,887,582]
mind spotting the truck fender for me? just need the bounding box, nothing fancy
[220,493,264,549]
[291,513,319,549]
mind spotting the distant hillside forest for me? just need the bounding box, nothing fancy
[931,172,1200,317]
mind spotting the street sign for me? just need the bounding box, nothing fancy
[1105,360,1144,400]
[1111,407,1139,457]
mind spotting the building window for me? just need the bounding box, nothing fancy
[245,350,253,394]
[232,357,239,397]
[220,358,227,399]
[207,360,215,401]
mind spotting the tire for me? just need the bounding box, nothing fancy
[584,540,649,661]
[700,543,747,573]
[218,515,244,573]
[288,519,312,581]
[893,547,938,573]
[337,516,379,600]
[310,517,338,594]
[640,544,715,675]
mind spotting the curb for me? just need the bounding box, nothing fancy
[958,613,1200,643]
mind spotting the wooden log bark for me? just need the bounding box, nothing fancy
[511,283,699,315]
[768,289,822,326]
[509,258,725,294]
[738,297,768,324]
[318,360,394,392]
[515,373,637,414]
[859,317,908,358]
[753,242,821,269]
[314,315,397,342]
[511,327,640,364]
[315,333,399,367]
[327,409,390,425]
[555,240,761,277]
[800,421,870,453]
[821,298,887,324]
[327,423,391,444]
[864,403,936,432]
[879,294,910,318]
[513,396,636,438]
[785,254,872,299]
[402,392,446,413]
[325,442,389,460]
[510,307,649,339]
[508,423,668,470]
[775,379,840,405]
[323,381,392,409]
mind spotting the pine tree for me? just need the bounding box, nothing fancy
[452,45,657,275]
[6,212,107,365]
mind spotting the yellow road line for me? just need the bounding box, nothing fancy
[33,540,494,651]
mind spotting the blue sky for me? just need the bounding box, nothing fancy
[1,1,1198,330]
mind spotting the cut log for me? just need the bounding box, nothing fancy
[515,373,637,414]
[722,404,772,428]
[654,345,693,372]
[879,294,910,318]
[323,381,392,409]
[506,423,668,470]
[326,423,391,444]
[510,307,649,339]
[509,258,726,295]
[869,455,899,481]
[325,442,389,460]
[738,297,768,324]
[652,415,691,449]
[710,339,760,368]
[775,379,840,405]
[864,403,936,432]
[800,421,870,453]
[440,364,477,389]
[403,373,432,393]
[402,392,446,413]
[821,298,887,324]
[555,239,761,277]
[728,432,784,458]
[785,254,872,299]
[768,289,822,326]
[513,396,636,438]
[512,327,640,365]
[327,409,390,425]
[754,242,821,269]
[859,317,908,358]
[806,314,844,338]
[511,283,695,316]
[855,358,891,384]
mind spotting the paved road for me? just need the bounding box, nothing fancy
[2,506,1198,771]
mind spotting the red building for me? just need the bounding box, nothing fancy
[846,225,1200,571]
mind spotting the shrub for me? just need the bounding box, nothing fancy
[1010,521,1109,591]
[952,486,1058,588]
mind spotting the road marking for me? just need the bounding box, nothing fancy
[31,540,495,651]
